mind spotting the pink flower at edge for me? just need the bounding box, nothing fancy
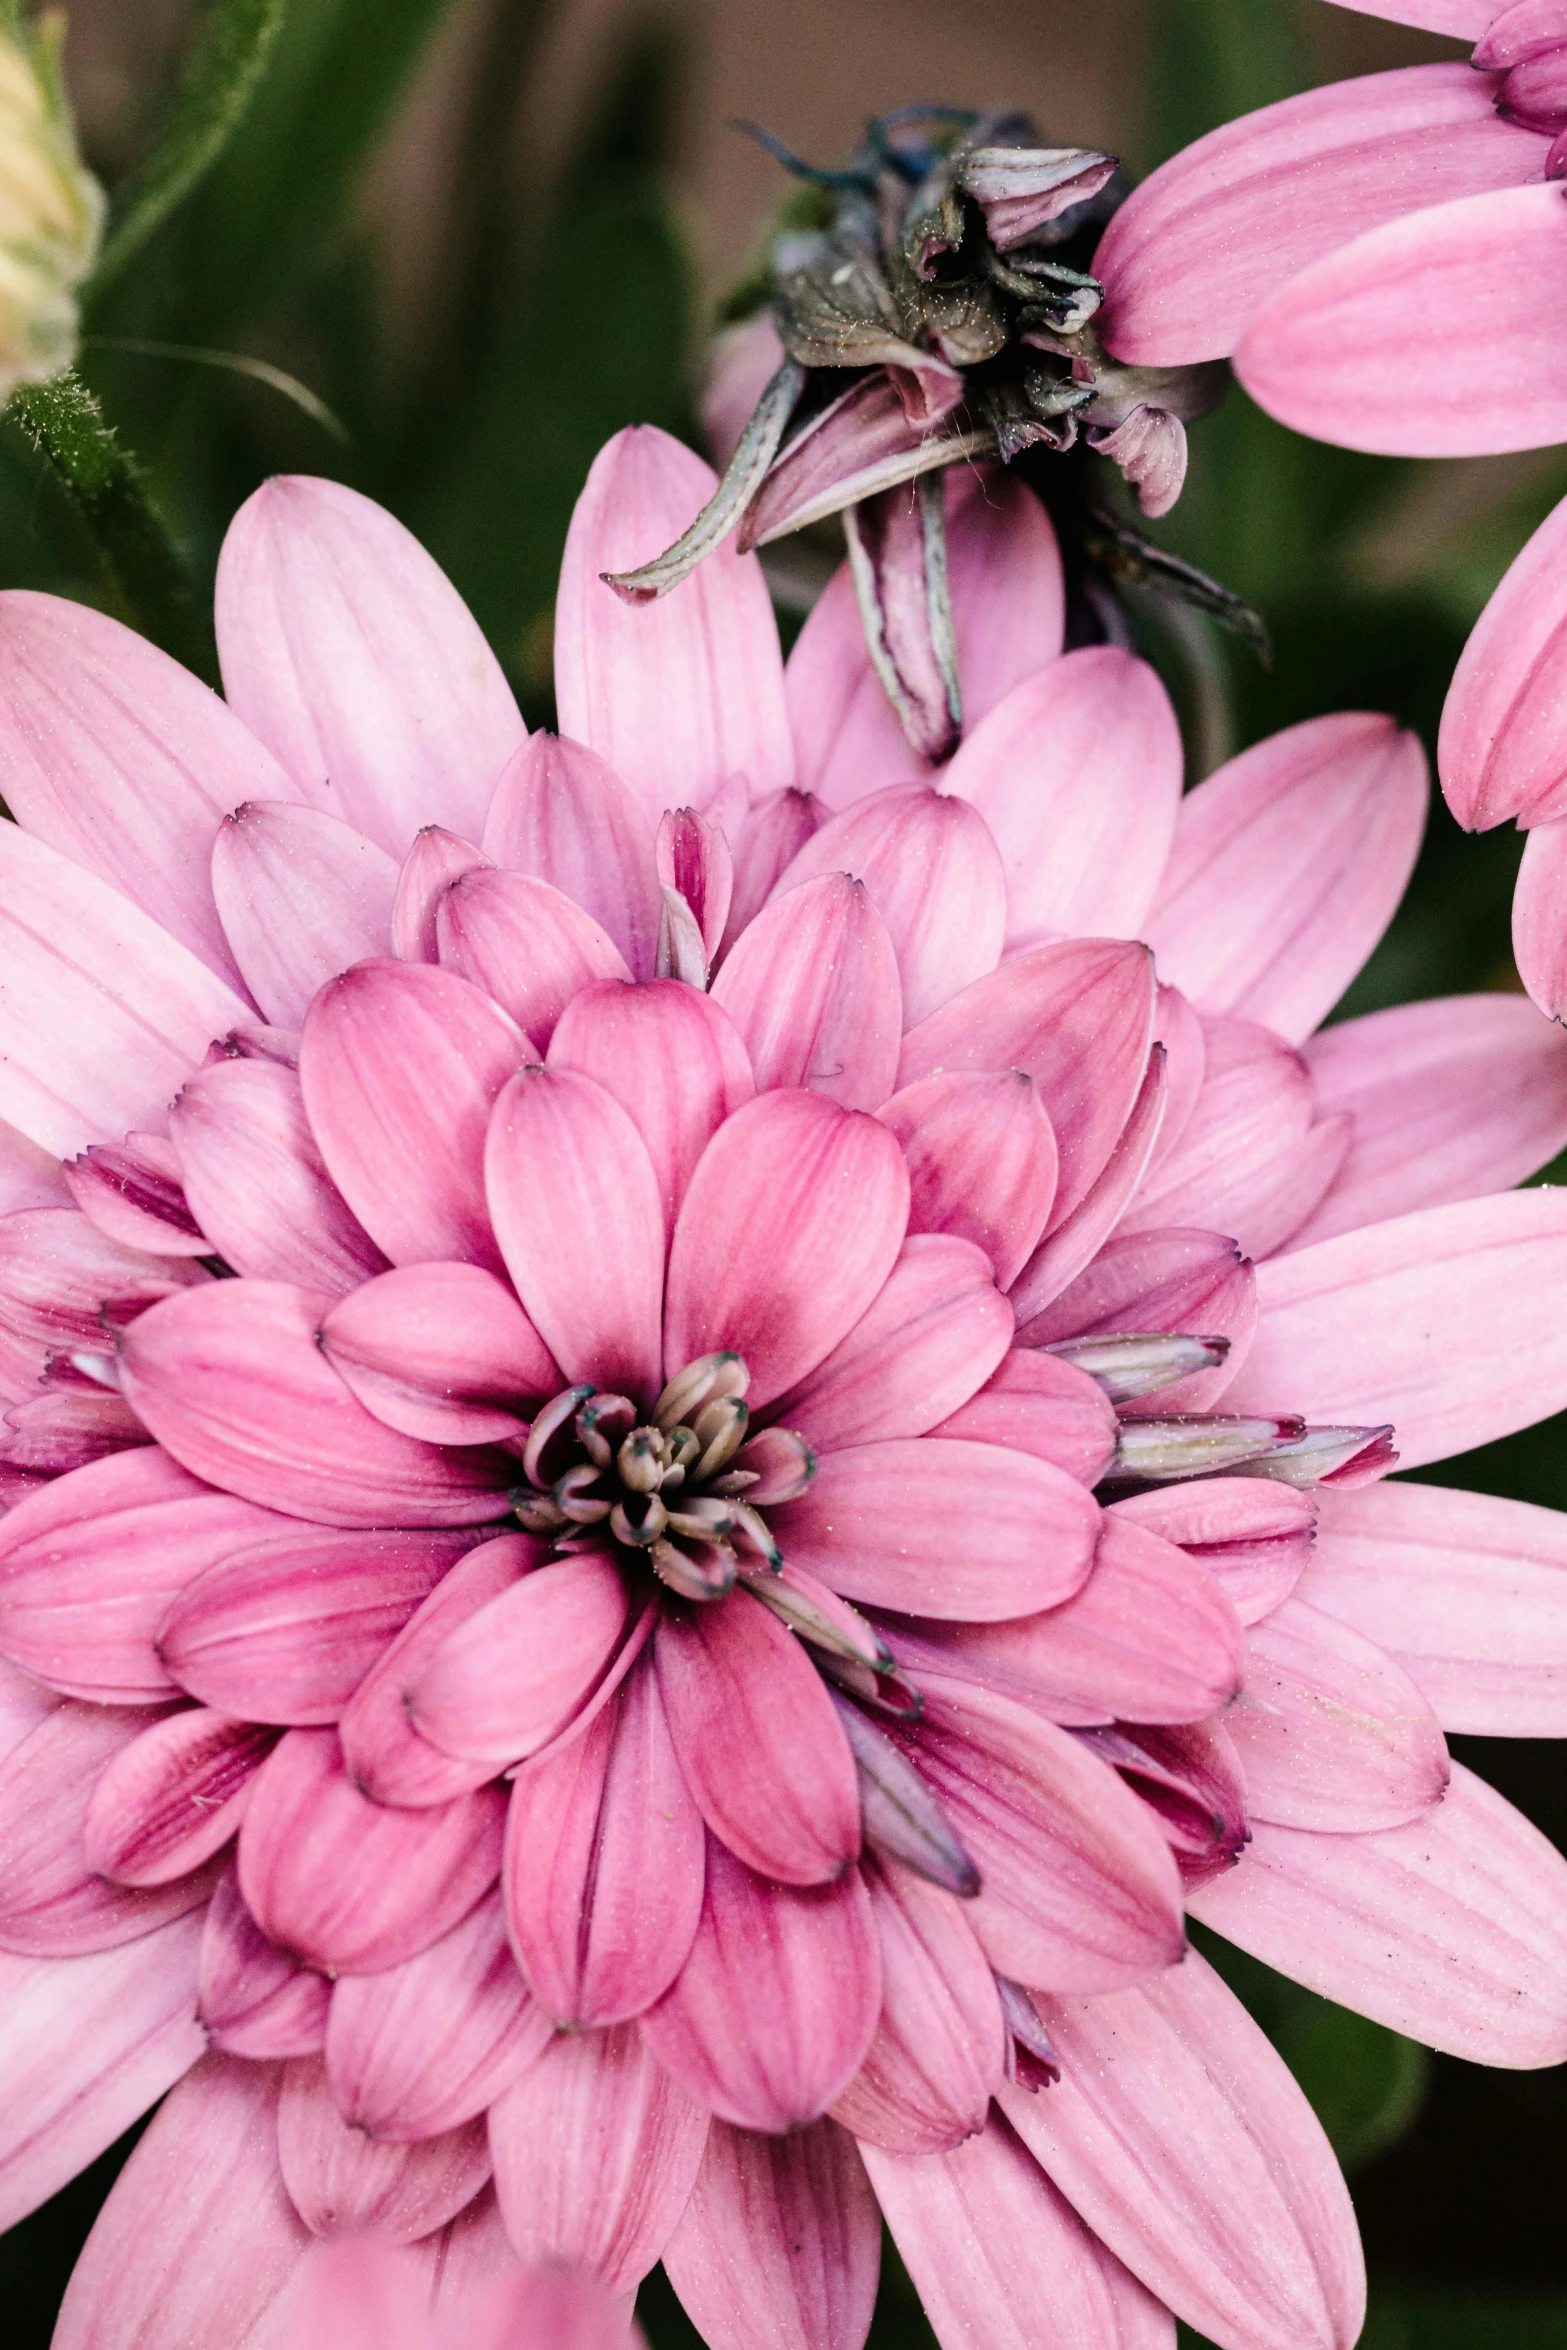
[1,429,1567,2350]
[1092,0,1567,458]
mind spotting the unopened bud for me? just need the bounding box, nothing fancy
[1111,1414,1303,1483]
[995,1975,1061,2090]
[650,1534,736,1601]
[1230,1423,1396,1491]
[654,1352,749,1432]
[829,1691,980,1897]
[0,24,102,397]
[1046,1331,1229,1404]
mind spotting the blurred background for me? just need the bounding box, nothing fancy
[4,0,1567,2343]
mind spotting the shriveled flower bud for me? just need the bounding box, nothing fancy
[0,18,102,397]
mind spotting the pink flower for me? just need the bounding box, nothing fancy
[2,429,1567,2350]
[1092,0,1567,456]
[263,2233,637,2350]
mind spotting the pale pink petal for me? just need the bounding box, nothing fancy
[0,592,298,987]
[768,784,1007,1027]
[481,732,663,978]
[66,1125,207,1263]
[665,1090,910,1406]
[216,475,525,852]
[278,2053,490,2240]
[829,1856,1005,2154]
[945,648,1183,948]
[1017,1226,1256,1415]
[1440,489,1567,828]
[772,1436,1098,1620]
[408,1551,636,1768]
[1004,1046,1168,1320]
[210,803,399,1028]
[239,1726,503,1974]
[548,979,756,1222]
[1512,814,1567,1016]
[0,824,251,1157]
[0,1116,68,1217]
[877,1071,1056,1293]
[198,1865,330,2059]
[172,1056,388,1293]
[1146,713,1427,1043]
[1224,1190,1567,1467]
[905,1677,1187,1991]
[655,1591,860,1885]
[485,1064,664,1396]
[488,2022,709,2289]
[641,1835,882,2131]
[1004,1949,1364,2350]
[120,1281,515,1525]
[710,872,903,1109]
[1293,994,1567,1246]
[53,2055,309,2350]
[663,2118,881,2350]
[0,1389,148,1475]
[504,1650,705,2025]
[436,868,630,1047]
[722,786,827,951]
[1146,984,1207,1176]
[1237,182,1567,457]
[1095,63,1543,368]
[319,1263,555,1444]
[83,1706,275,1884]
[390,827,490,962]
[1190,1761,1567,2065]
[556,427,793,822]
[0,1203,202,1358]
[1301,1478,1567,1734]
[299,959,527,1275]
[899,939,1156,1227]
[157,1524,481,1724]
[864,2113,1174,2350]
[0,1913,205,2231]
[1110,1480,1315,1627]
[931,1347,1118,1487]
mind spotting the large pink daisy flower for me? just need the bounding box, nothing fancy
[3,430,1567,2350]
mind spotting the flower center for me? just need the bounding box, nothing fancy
[508,1351,813,1601]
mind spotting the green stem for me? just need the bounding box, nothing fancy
[6,374,216,682]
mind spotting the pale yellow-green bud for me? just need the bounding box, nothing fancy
[0,15,103,398]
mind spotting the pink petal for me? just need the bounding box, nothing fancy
[1004,1949,1364,2350]
[1473,0,1567,66]
[1146,713,1427,1044]
[390,827,490,962]
[0,824,251,1158]
[1146,983,1208,1176]
[945,648,1183,947]
[337,1534,535,1807]
[655,1591,860,1886]
[0,1116,69,1218]
[0,1913,205,2232]
[903,1677,1187,1992]
[1301,1477,1567,1734]
[1110,1479,1315,1627]
[53,2055,309,2350]
[1095,62,1543,367]
[1237,181,1567,456]
[1224,1189,1567,1467]
[0,591,295,989]
[663,2118,881,2350]
[198,1864,330,2059]
[931,1347,1118,1487]
[157,1524,481,1724]
[240,1727,503,1974]
[326,1888,550,2140]
[775,1233,1015,1450]
[641,1835,882,2131]
[83,1707,276,1884]
[556,426,793,823]
[215,475,525,853]
[664,1089,910,1406]
[1293,994,1567,1246]
[481,733,662,978]
[1005,1047,1168,1318]
[829,1856,1005,2153]
[210,803,399,1027]
[1440,488,1567,828]
[1016,1226,1256,1416]
[1095,1718,1251,1893]
[1512,814,1567,1017]
[172,1056,388,1292]
[878,1070,1057,1288]
[408,1551,636,1767]
[485,1064,664,1396]
[768,783,1007,1027]
[120,1281,516,1525]
[0,1389,148,1476]
[709,872,903,1110]
[722,785,827,951]
[1190,1762,1567,2065]
[898,939,1156,1226]
[299,959,527,1275]
[1120,1014,1350,1259]
[504,1648,705,2025]
[489,2021,709,2289]
[319,1263,555,1444]
[548,978,755,1223]
[1231,1595,1449,1831]
[659,804,734,964]
[864,2115,1175,2350]
[772,1435,1098,1621]
[436,868,630,1047]
[278,2053,489,2240]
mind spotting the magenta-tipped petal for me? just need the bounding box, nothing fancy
[409,1552,635,1769]
[210,803,399,1029]
[710,872,903,1111]
[436,868,631,1048]
[663,2118,881,2350]
[932,1347,1119,1487]
[1512,815,1567,1017]
[482,733,663,979]
[278,2052,491,2241]
[319,1264,555,1445]
[83,1707,277,1885]
[548,980,755,1224]
[879,1071,1058,1289]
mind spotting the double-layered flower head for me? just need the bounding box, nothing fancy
[4,431,1567,2350]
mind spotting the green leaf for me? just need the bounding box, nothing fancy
[86,0,289,299]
